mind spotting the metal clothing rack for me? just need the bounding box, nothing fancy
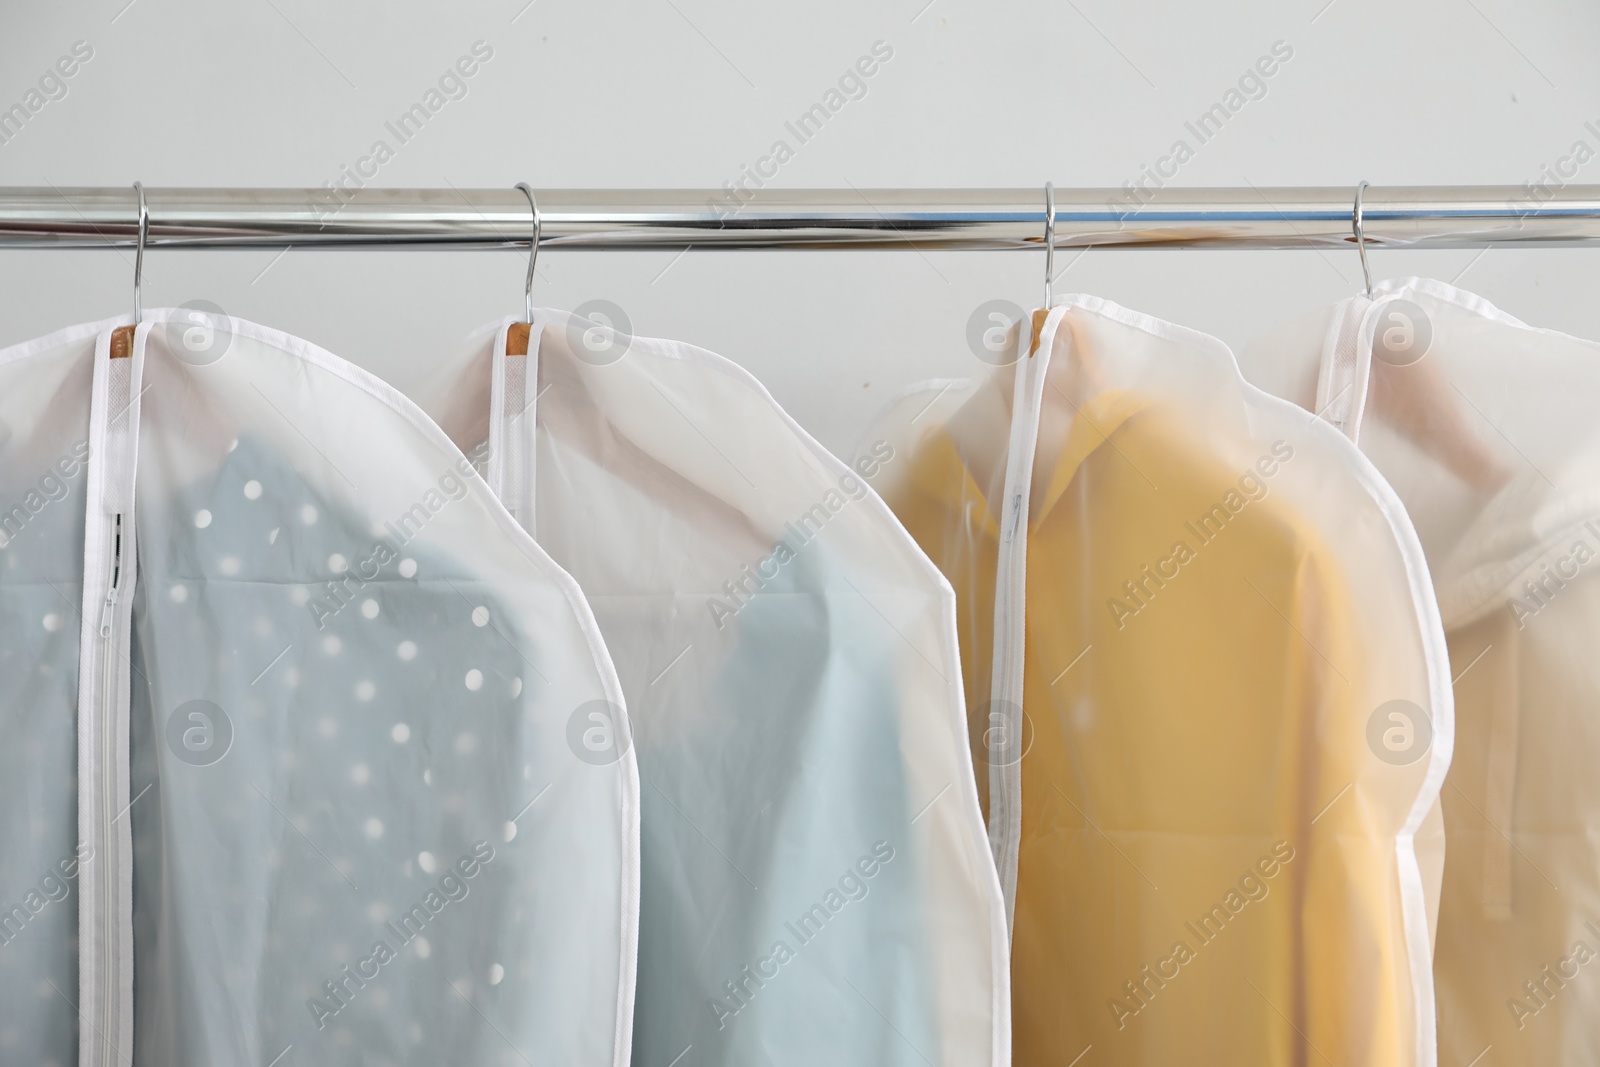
[1,186,1598,251]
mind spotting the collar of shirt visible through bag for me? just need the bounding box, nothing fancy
[906,387,1148,541]
[1032,388,1147,527]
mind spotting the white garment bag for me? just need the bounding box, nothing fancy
[863,297,1452,1066]
[1242,277,1600,1064]
[414,311,1009,1067]
[0,320,103,1067]
[6,311,640,1067]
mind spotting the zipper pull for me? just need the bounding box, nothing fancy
[99,513,123,638]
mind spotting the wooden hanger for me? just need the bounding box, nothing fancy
[506,321,531,358]
[506,183,540,358]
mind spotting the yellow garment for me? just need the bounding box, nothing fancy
[887,389,1420,1065]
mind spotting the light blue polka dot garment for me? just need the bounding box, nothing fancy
[130,430,562,1065]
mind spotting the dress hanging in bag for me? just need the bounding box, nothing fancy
[414,310,1010,1067]
[865,297,1452,1067]
[1242,277,1600,1065]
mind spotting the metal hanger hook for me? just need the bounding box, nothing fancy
[1352,180,1373,299]
[133,181,148,323]
[1043,181,1056,307]
[514,182,541,323]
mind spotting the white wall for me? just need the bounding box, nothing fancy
[2,0,1597,455]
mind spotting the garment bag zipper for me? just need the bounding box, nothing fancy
[986,308,1062,938]
[94,513,123,1067]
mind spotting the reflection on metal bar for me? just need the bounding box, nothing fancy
[0,186,1597,251]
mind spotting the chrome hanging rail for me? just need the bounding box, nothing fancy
[0,186,1597,251]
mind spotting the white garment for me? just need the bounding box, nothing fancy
[414,311,1010,1067]
[1242,277,1600,1064]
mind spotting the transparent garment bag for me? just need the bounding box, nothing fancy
[87,312,638,1067]
[1241,276,1600,1065]
[863,297,1452,1067]
[413,311,1009,1067]
[0,320,108,1067]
